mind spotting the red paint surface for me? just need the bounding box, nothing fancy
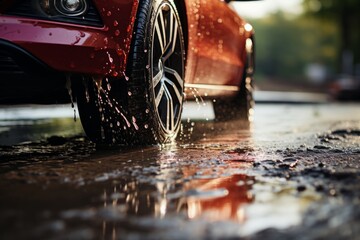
[0,0,253,86]
[184,0,253,86]
[0,0,139,77]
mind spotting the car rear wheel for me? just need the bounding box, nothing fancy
[74,0,185,145]
[214,38,254,121]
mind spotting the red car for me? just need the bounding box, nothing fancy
[0,0,255,144]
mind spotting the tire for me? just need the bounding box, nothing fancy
[74,0,186,145]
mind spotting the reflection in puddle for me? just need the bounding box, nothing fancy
[178,174,253,222]
[0,116,314,239]
[50,160,317,239]
[48,144,314,239]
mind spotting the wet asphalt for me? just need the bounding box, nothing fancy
[0,102,359,240]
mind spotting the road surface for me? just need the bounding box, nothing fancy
[0,102,359,239]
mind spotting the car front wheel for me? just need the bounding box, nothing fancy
[74,0,185,145]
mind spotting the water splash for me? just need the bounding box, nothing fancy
[179,86,211,142]
[66,75,77,122]
[90,76,134,139]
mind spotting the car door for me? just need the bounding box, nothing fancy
[185,0,247,89]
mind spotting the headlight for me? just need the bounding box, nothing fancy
[55,0,88,16]
[62,0,81,12]
[40,0,88,17]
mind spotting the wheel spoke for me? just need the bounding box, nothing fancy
[153,69,163,88]
[159,10,167,51]
[164,66,183,87]
[155,85,165,108]
[161,10,167,47]
[155,17,165,52]
[164,85,174,131]
[164,76,182,104]
[163,12,178,60]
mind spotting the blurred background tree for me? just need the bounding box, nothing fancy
[238,0,360,91]
[303,0,360,75]
[251,12,338,82]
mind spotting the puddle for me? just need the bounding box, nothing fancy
[0,103,359,239]
[0,142,323,239]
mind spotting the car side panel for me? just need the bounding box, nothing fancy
[184,0,248,87]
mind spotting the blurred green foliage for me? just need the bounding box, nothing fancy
[303,0,360,74]
[250,11,339,82]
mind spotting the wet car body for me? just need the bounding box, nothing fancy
[0,0,255,144]
[0,0,139,103]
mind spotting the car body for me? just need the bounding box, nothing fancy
[0,0,255,144]
[328,75,360,101]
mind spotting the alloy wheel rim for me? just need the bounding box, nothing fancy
[151,2,185,134]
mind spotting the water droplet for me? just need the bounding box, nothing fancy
[107,52,113,63]
[104,37,108,45]
[65,76,76,123]
[85,88,90,103]
[113,20,119,26]
[217,18,223,23]
[128,91,132,96]
[74,109,77,122]
[114,30,120,36]
[133,123,139,131]
[107,11,112,16]
[144,124,149,129]
[71,36,81,45]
